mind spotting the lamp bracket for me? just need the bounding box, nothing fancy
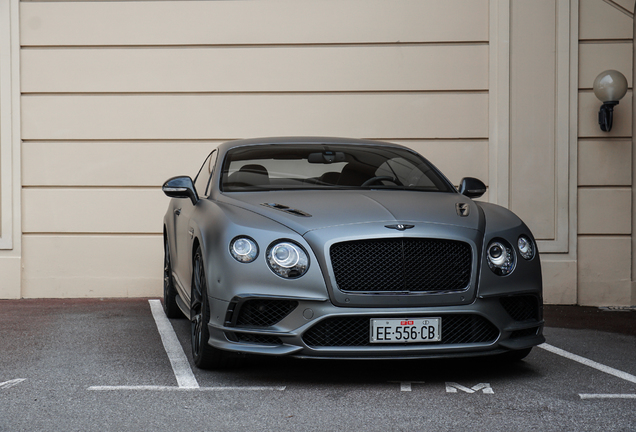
[599,101,619,132]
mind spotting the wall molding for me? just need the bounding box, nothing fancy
[536,0,577,254]
[0,0,16,250]
[0,0,21,299]
[492,0,577,255]
[603,0,634,18]
[488,0,511,208]
[631,0,636,305]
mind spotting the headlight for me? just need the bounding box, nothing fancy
[229,236,258,263]
[517,235,535,260]
[267,241,309,278]
[486,240,515,276]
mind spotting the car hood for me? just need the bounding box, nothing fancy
[217,190,483,235]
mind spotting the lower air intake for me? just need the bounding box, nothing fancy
[500,295,540,321]
[302,315,498,347]
[234,299,298,327]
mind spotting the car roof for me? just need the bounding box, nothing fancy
[216,137,409,154]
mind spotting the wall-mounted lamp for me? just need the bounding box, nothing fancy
[593,70,628,132]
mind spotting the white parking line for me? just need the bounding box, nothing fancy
[148,299,199,389]
[538,343,636,386]
[579,394,636,400]
[389,381,427,391]
[0,379,26,390]
[87,300,287,392]
[88,386,286,391]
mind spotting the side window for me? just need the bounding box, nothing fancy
[193,150,218,197]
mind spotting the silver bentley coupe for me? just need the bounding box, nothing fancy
[162,137,544,369]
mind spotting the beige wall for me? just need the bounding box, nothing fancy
[578,0,634,306]
[18,0,491,298]
[506,0,579,305]
[0,0,21,299]
[4,0,635,306]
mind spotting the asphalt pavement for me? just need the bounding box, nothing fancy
[0,298,635,432]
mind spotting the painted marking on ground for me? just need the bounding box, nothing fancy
[0,379,26,390]
[87,385,286,392]
[389,381,425,391]
[445,382,494,394]
[148,299,199,389]
[579,394,636,400]
[87,300,286,392]
[539,343,636,385]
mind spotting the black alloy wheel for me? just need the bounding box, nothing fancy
[163,239,181,318]
[190,246,227,369]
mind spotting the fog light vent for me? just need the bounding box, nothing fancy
[500,296,539,321]
[233,299,298,327]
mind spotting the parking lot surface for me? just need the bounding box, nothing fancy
[1,298,635,431]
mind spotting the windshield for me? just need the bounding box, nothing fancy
[220,144,454,193]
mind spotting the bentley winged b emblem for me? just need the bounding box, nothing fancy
[456,203,470,217]
[385,224,415,231]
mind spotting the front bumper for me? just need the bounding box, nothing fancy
[206,293,544,359]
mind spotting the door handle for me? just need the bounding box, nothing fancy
[174,208,182,216]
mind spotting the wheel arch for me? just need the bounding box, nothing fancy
[192,236,201,263]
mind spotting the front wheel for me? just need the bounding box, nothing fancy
[191,246,228,369]
[163,239,181,319]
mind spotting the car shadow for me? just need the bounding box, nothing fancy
[170,316,541,388]
[201,352,541,389]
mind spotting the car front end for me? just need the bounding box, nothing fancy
[201,192,543,361]
[164,137,544,365]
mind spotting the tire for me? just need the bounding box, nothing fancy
[190,246,228,369]
[163,239,182,319]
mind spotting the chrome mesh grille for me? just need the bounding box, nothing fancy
[330,238,472,292]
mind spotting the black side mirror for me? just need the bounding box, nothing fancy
[162,176,199,205]
[458,177,487,198]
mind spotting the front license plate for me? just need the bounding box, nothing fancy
[370,318,441,344]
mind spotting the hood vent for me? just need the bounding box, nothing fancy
[261,202,312,218]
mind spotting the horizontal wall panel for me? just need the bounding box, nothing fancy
[541,260,577,305]
[579,0,634,41]
[612,0,636,14]
[22,45,489,93]
[509,0,559,242]
[579,42,633,89]
[22,189,166,234]
[578,91,633,138]
[22,140,488,188]
[578,139,632,186]
[578,188,632,234]
[397,140,489,186]
[578,236,632,306]
[22,141,216,187]
[0,257,21,299]
[22,93,489,140]
[20,0,488,47]
[22,235,162,298]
